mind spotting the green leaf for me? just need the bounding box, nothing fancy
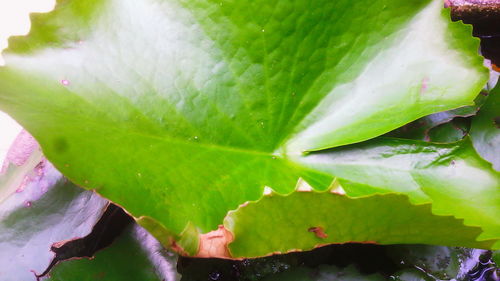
[0,0,493,257]
[226,192,492,258]
[470,83,500,171]
[494,250,500,265]
[0,138,108,281]
[386,105,477,142]
[294,138,500,249]
[426,118,468,143]
[46,224,180,281]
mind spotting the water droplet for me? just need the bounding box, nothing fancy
[24,201,32,207]
[209,272,221,280]
[194,136,199,140]
[291,92,296,96]
[137,172,142,177]
[261,29,265,32]
[61,79,70,86]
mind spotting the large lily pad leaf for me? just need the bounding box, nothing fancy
[0,0,494,257]
[470,83,500,171]
[0,133,108,281]
[46,224,180,281]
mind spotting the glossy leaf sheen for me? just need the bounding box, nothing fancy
[295,138,500,247]
[47,224,180,281]
[470,84,500,171]
[386,105,477,141]
[0,146,108,280]
[0,0,495,256]
[385,245,485,280]
[426,118,468,143]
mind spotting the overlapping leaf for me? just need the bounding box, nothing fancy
[0,0,497,257]
[386,105,478,142]
[0,133,108,281]
[226,191,493,257]
[471,83,500,171]
[46,224,180,281]
[294,138,500,246]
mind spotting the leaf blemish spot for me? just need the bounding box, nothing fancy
[53,137,69,153]
[308,227,328,239]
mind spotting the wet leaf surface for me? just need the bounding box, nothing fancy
[0,134,108,281]
[470,83,500,171]
[39,204,133,278]
[427,118,470,143]
[178,243,500,281]
[386,245,483,280]
[46,224,180,281]
[387,106,478,142]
